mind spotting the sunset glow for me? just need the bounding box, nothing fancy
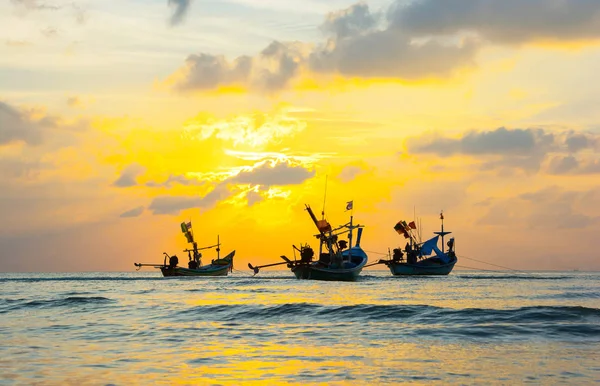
[2,0,600,272]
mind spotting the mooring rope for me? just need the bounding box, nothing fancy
[231,268,255,277]
[455,264,511,273]
[457,255,528,273]
[364,250,390,256]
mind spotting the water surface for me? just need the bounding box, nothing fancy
[1,270,599,385]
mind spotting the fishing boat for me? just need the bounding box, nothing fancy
[378,212,457,276]
[134,221,235,277]
[249,201,368,281]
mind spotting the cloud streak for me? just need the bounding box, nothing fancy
[113,164,145,188]
[146,174,205,188]
[120,206,145,218]
[148,183,230,215]
[168,0,192,26]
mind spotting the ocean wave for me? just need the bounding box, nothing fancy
[187,304,600,340]
[170,303,600,339]
[0,277,165,283]
[455,275,573,280]
[1,296,114,313]
[175,303,600,321]
[535,291,600,300]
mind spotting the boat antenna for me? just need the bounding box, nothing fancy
[321,174,328,220]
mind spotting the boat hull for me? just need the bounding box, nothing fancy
[159,251,235,277]
[291,247,367,281]
[160,265,230,277]
[388,257,457,276]
[292,265,363,281]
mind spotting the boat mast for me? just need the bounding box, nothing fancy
[440,211,444,253]
[412,206,415,248]
[347,212,353,263]
[320,175,328,259]
[217,234,220,259]
[322,175,328,220]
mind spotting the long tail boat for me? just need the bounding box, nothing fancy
[249,201,368,281]
[134,221,235,277]
[376,212,457,276]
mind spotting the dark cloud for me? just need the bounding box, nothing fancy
[246,190,263,207]
[230,161,315,187]
[0,158,51,180]
[66,96,82,108]
[309,29,478,79]
[168,0,192,26]
[547,156,600,175]
[41,27,58,38]
[254,41,303,92]
[148,196,202,215]
[120,206,145,218]
[407,127,600,175]
[174,53,252,91]
[564,131,598,153]
[113,164,145,188]
[171,42,303,93]
[148,183,230,215]
[144,160,314,215]
[72,4,86,24]
[547,155,579,175]
[478,153,547,174]
[310,2,478,79]
[407,127,553,156]
[0,101,88,190]
[166,0,600,93]
[391,0,600,45]
[146,174,205,188]
[338,164,368,183]
[320,3,378,40]
[0,101,85,147]
[167,2,478,93]
[0,101,44,146]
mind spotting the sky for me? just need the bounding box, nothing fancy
[2,0,600,272]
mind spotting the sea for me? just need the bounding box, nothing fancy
[1,270,599,385]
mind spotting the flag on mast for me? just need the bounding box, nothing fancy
[180,221,193,233]
[346,201,353,211]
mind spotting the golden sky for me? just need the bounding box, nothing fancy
[2,0,600,272]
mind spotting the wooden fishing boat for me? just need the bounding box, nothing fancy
[249,201,368,281]
[134,221,234,277]
[377,212,457,276]
[156,250,235,277]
